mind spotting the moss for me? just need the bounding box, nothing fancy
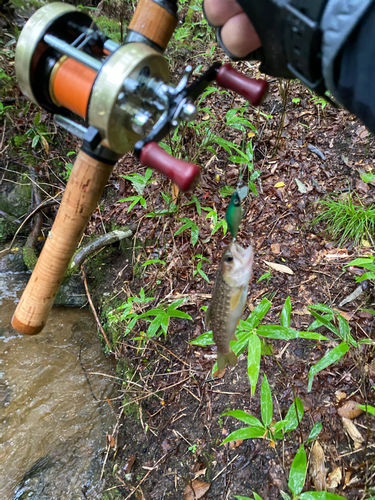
[22,245,38,270]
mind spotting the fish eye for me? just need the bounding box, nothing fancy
[225,255,233,262]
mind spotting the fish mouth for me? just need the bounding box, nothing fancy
[230,242,253,268]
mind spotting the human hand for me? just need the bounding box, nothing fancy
[203,0,261,59]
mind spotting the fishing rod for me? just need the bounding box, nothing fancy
[11,0,268,335]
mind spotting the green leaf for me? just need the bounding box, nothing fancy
[257,271,271,283]
[241,299,272,331]
[273,419,288,432]
[234,496,255,500]
[219,185,236,198]
[357,272,375,281]
[198,269,210,282]
[288,444,307,497]
[167,309,192,320]
[307,422,323,444]
[308,303,333,314]
[190,224,199,246]
[281,297,291,327]
[222,410,262,427]
[261,375,273,427]
[284,397,304,433]
[307,309,339,337]
[280,492,291,500]
[345,257,375,268]
[248,334,261,396]
[31,135,39,148]
[337,313,357,346]
[257,325,327,341]
[360,172,375,184]
[308,342,349,392]
[221,426,265,444]
[299,493,348,500]
[190,331,215,346]
[142,259,166,266]
[357,404,375,416]
[147,316,162,338]
[174,221,192,236]
[360,308,375,315]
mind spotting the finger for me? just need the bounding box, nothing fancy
[220,13,262,58]
[203,0,243,27]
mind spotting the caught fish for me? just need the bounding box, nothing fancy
[205,242,254,371]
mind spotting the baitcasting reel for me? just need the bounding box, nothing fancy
[12,1,268,336]
[15,1,268,191]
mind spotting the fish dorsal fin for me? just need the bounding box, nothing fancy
[205,304,212,327]
[230,286,243,310]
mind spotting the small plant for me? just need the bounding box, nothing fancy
[202,207,228,236]
[192,297,327,385]
[138,298,192,338]
[174,217,199,246]
[25,112,51,153]
[192,254,210,282]
[304,303,375,391]
[312,191,375,247]
[235,443,346,500]
[119,194,147,212]
[120,168,153,195]
[221,378,303,447]
[257,270,272,283]
[345,255,375,282]
[146,191,178,217]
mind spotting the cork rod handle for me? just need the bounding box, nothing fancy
[12,150,114,335]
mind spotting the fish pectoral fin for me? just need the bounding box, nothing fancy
[230,287,244,310]
[217,349,238,371]
[205,304,212,327]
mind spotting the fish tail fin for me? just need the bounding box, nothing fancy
[217,350,238,371]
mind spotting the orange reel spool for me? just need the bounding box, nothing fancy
[50,58,97,119]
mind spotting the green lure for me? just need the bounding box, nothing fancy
[225,191,242,239]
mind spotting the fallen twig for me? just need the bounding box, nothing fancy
[81,265,113,353]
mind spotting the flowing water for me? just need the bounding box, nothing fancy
[0,255,117,499]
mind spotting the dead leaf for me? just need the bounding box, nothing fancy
[356,179,368,193]
[202,114,210,121]
[172,183,179,204]
[263,260,294,275]
[123,455,136,474]
[327,467,342,489]
[356,125,368,139]
[295,178,307,193]
[274,181,285,188]
[308,144,326,160]
[193,468,207,480]
[309,441,326,491]
[161,438,173,454]
[335,391,347,403]
[271,243,281,254]
[184,480,210,500]
[107,434,116,448]
[248,132,256,138]
[338,400,364,419]
[213,368,226,378]
[342,417,364,449]
[229,439,243,449]
[362,239,371,248]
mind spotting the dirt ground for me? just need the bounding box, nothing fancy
[1,2,375,499]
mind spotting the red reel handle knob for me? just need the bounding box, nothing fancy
[216,64,268,106]
[139,142,200,192]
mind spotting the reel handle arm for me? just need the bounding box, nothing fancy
[216,64,268,106]
[139,142,200,192]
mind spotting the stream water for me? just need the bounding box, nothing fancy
[0,254,117,499]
